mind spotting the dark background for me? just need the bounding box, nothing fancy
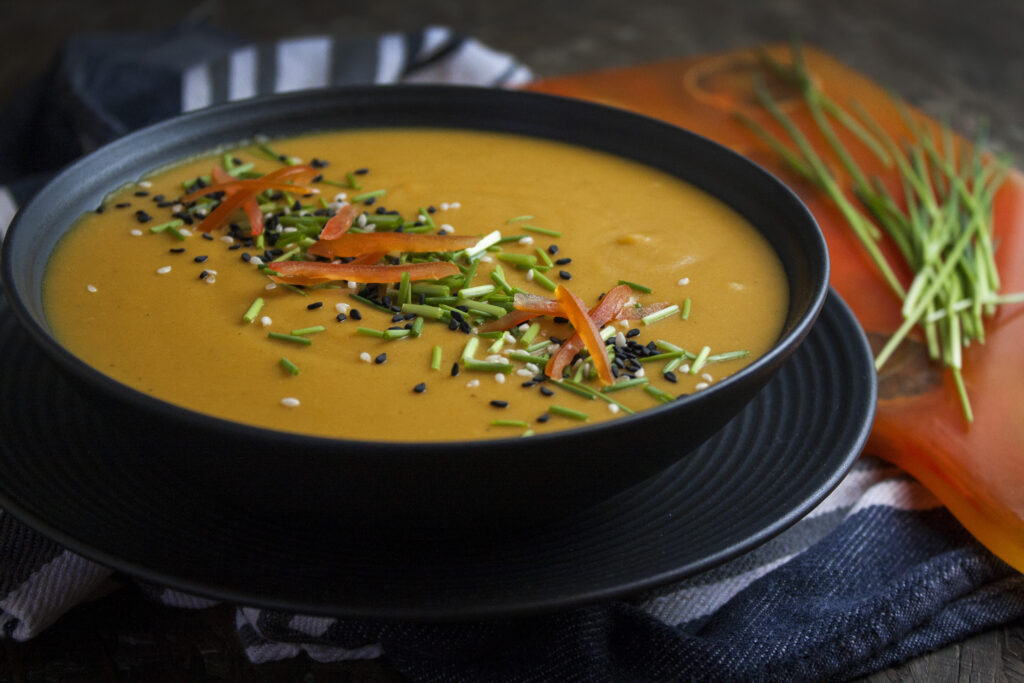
[2,0,1022,680]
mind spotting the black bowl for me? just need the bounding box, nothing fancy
[1,85,828,538]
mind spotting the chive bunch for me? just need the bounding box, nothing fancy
[738,41,1023,423]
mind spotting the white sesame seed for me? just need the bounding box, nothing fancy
[526,269,535,281]
[486,354,505,363]
[439,224,454,234]
[260,316,272,327]
[86,284,97,293]
[357,213,367,227]
[503,332,516,343]
[525,363,540,374]
[138,180,152,188]
[518,236,534,245]
[282,227,298,234]
[156,266,171,274]
[220,235,234,244]
[679,364,691,374]
[729,282,744,291]
[250,256,264,266]
[677,277,690,286]
[546,344,559,354]
[129,229,143,236]
[264,212,274,220]
[179,228,191,237]
[359,352,372,363]
[516,369,533,377]
[635,367,646,378]
[695,382,709,390]
[480,255,493,263]
[494,373,506,384]
[348,281,358,290]
[195,208,208,217]
[440,202,450,211]
[518,323,530,332]
[172,203,184,213]
[333,193,348,203]
[701,372,713,382]
[281,397,300,408]
[618,319,630,328]
[205,275,216,284]
[451,202,461,209]
[265,283,277,291]
[335,302,350,314]
[466,378,480,388]
[615,332,627,347]
[608,404,620,414]
[205,269,217,275]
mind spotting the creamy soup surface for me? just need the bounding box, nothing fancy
[44,128,788,441]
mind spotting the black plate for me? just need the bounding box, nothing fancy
[0,287,874,619]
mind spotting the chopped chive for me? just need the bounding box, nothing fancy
[364,213,403,230]
[549,404,589,421]
[644,384,677,403]
[349,293,394,314]
[526,339,552,354]
[431,345,442,370]
[351,189,386,202]
[535,247,554,267]
[560,378,636,414]
[410,316,425,337]
[508,351,549,365]
[638,350,688,363]
[465,230,502,259]
[459,284,496,298]
[242,297,265,323]
[461,337,481,362]
[601,377,650,393]
[417,207,436,228]
[384,329,411,340]
[505,215,534,223]
[690,345,712,374]
[618,279,653,294]
[664,356,685,374]
[488,337,505,354]
[346,172,362,190]
[398,271,412,306]
[530,269,557,292]
[681,297,692,320]
[551,380,596,400]
[465,359,515,373]
[411,283,451,297]
[401,303,445,320]
[149,219,185,236]
[279,357,300,375]
[491,419,530,428]
[496,253,538,268]
[707,350,750,363]
[268,331,313,345]
[457,298,507,318]
[490,265,515,294]
[519,322,542,347]
[655,339,684,352]
[642,304,681,325]
[356,327,386,338]
[521,224,563,237]
[290,325,325,336]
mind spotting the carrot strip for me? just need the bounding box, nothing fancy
[545,284,632,380]
[182,179,320,202]
[242,197,264,236]
[476,309,541,333]
[267,260,459,285]
[307,232,479,258]
[348,251,388,265]
[318,204,359,240]
[195,190,253,233]
[553,285,615,385]
[513,292,563,316]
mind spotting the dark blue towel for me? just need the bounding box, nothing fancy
[1,25,1022,682]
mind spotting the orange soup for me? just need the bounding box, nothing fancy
[43,128,788,441]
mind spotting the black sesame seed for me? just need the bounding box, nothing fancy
[375,206,388,214]
[307,302,323,310]
[448,318,460,331]
[664,371,678,383]
[363,196,376,206]
[374,353,387,364]
[135,210,152,223]
[311,174,323,183]
[292,200,302,212]
[537,414,551,423]
[350,308,362,320]
[451,362,460,377]
[625,328,641,338]
[449,310,465,323]
[490,400,509,408]
[199,270,210,280]
[354,168,369,175]
[413,382,427,393]
[193,255,208,263]
[310,158,328,168]
[553,316,569,324]
[459,321,472,334]
[549,336,564,345]
[391,314,404,323]
[336,313,347,322]
[521,381,536,388]
[169,247,186,254]
[241,252,252,262]
[427,206,436,213]
[134,190,149,197]
[115,202,131,209]
[156,201,175,208]
[152,194,165,202]
[540,386,555,397]
[558,270,572,280]
[555,257,572,265]
[228,244,242,250]
[201,232,214,241]
[95,205,105,213]
[547,244,559,255]
[403,313,417,320]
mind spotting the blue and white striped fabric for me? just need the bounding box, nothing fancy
[1,25,1022,681]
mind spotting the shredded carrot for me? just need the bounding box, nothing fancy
[266,260,459,285]
[348,251,388,265]
[513,292,563,316]
[476,309,541,333]
[208,166,263,236]
[545,284,631,380]
[553,285,616,385]
[318,204,359,240]
[306,232,479,258]
[182,179,320,203]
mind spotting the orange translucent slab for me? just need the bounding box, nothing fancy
[527,45,1024,572]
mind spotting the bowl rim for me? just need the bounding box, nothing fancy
[0,83,829,455]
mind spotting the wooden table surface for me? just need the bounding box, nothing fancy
[2,0,1022,680]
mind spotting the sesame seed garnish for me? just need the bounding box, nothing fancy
[518,236,534,245]
[201,232,213,241]
[539,385,554,397]
[537,414,551,423]
[138,180,153,188]
[194,255,208,263]
[516,369,533,377]
[526,270,535,282]
[677,277,690,286]
[307,301,323,310]
[413,382,427,393]
[134,190,149,197]
[170,247,185,254]
[451,202,461,209]
[205,275,216,284]
[115,202,131,209]
[265,283,277,291]
[86,284,97,293]
[375,353,387,364]
[350,309,362,320]
[130,229,143,236]
[261,316,272,327]
[695,382,709,390]
[664,371,678,383]
[281,397,300,408]
[336,313,347,322]
[555,257,572,265]
[451,362,461,377]
[494,373,506,384]
[335,303,350,314]
[490,400,508,408]
[558,270,572,280]
[466,379,480,388]
[548,244,559,255]
[679,364,691,374]
[608,404,620,414]
[359,352,372,363]
[198,270,210,280]
[135,210,152,223]
[701,372,713,382]
[156,266,171,274]
[220,235,234,244]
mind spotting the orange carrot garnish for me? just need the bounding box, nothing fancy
[476,309,541,333]
[182,179,320,203]
[552,285,617,385]
[545,284,631,381]
[318,204,360,240]
[266,260,459,285]
[512,292,563,316]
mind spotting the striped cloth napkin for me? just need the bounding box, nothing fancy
[1,24,1022,681]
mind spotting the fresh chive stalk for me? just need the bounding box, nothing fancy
[290,325,325,336]
[690,346,712,374]
[618,279,653,294]
[644,384,677,404]
[681,298,692,320]
[531,269,557,292]
[642,304,681,325]
[521,224,563,237]
[279,357,300,375]
[549,404,589,421]
[242,297,265,323]
[268,331,313,345]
